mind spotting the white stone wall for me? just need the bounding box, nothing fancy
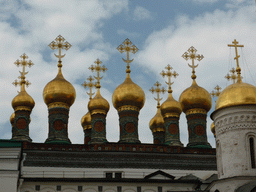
[212,105,256,179]
[20,182,197,192]
[0,147,21,192]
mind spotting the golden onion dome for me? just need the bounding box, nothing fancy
[12,90,35,111]
[211,122,215,136]
[149,107,165,132]
[179,80,212,112]
[10,113,15,125]
[81,111,91,131]
[215,81,256,111]
[112,73,145,110]
[43,71,76,107]
[161,93,182,117]
[88,89,109,114]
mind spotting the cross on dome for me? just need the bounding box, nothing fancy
[211,85,222,98]
[182,46,204,80]
[228,39,244,83]
[160,64,178,93]
[82,76,96,100]
[117,38,138,74]
[13,53,34,92]
[149,81,166,108]
[225,68,239,84]
[48,35,71,69]
[89,59,107,89]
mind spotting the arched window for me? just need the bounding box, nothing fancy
[249,137,256,169]
[214,190,220,192]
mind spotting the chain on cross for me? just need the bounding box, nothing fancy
[89,59,107,89]
[82,76,96,100]
[228,39,244,83]
[117,38,139,74]
[149,81,166,108]
[49,35,72,68]
[211,85,222,98]
[160,64,178,93]
[12,53,34,91]
[182,46,204,80]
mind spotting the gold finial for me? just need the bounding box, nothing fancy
[89,59,107,89]
[228,39,244,83]
[211,85,222,98]
[225,68,238,84]
[12,53,34,92]
[182,46,204,80]
[82,76,96,100]
[149,81,166,108]
[160,64,178,93]
[48,35,71,70]
[117,38,138,74]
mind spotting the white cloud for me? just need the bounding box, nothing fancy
[0,0,129,144]
[191,0,219,3]
[133,6,153,21]
[136,3,256,147]
[117,29,140,38]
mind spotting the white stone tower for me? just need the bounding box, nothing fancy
[210,40,256,192]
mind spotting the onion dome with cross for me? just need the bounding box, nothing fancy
[81,76,95,132]
[112,39,145,111]
[160,64,182,118]
[149,81,166,133]
[43,35,76,109]
[12,53,35,112]
[215,39,256,111]
[87,59,109,115]
[179,46,212,114]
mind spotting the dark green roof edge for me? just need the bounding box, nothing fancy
[0,139,22,147]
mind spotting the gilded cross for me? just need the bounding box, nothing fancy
[182,46,204,80]
[82,76,96,100]
[117,38,138,73]
[13,53,34,91]
[211,85,222,98]
[149,81,166,108]
[89,59,107,89]
[228,39,244,82]
[225,68,238,84]
[49,35,71,68]
[160,64,178,93]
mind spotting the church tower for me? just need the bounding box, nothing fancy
[112,39,145,143]
[149,82,166,144]
[43,35,76,144]
[179,46,212,148]
[210,40,256,191]
[81,76,95,144]
[87,59,109,144]
[11,54,35,142]
[160,65,183,146]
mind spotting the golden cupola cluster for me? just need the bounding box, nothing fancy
[179,46,212,114]
[149,82,166,132]
[12,53,35,112]
[87,59,109,115]
[215,40,256,111]
[160,65,182,118]
[43,35,76,109]
[112,39,145,111]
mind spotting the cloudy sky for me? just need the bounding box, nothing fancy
[0,0,255,147]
